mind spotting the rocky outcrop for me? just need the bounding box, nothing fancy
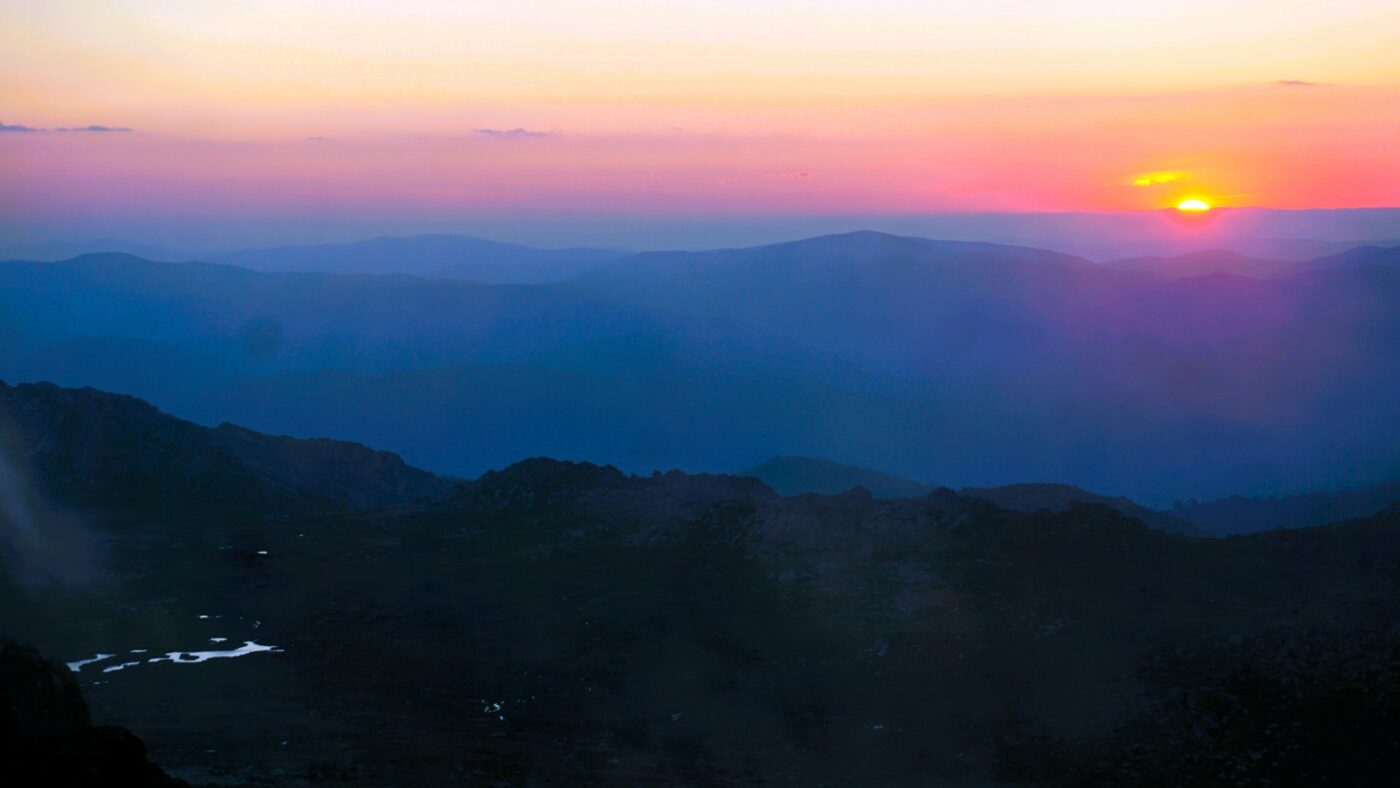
[1,640,187,787]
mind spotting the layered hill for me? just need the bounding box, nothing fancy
[5,233,1400,501]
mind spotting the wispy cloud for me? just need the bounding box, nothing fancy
[475,127,556,139]
[2,121,133,133]
[1272,79,1326,88]
[55,124,132,132]
[1129,170,1184,187]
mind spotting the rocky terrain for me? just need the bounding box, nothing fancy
[1,639,187,786]
[3,382,1400,785]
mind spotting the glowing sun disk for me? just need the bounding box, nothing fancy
[1177,198,1212,212]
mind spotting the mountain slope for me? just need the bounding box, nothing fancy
[0,380,449,514]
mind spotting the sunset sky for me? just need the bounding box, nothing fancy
[3,1,1399,248]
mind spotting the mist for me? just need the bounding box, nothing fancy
[6,207,1400,264]
[0,422,100,586]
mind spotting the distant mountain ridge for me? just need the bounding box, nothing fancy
[1106,250,1301,279]
[742,456,936,499]
[209,234,624,283]
[0,238,187,263]
[1172,478,1400,536]
[959,482,1201,535]
[1302,244,1400,273]
[743,456,1200,534]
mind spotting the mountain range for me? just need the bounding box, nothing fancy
[4,231,1400,503]
[5,380,1390,542]
[11,205,1400,263]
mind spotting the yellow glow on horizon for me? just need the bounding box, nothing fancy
[1177,198,1212,212]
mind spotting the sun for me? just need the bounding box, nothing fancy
[1177,198,1212,212]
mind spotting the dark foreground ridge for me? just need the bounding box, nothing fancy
[4,382,1400,785]
[0,379,451,515]
[1,640,186,787]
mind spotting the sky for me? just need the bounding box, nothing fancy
[3,1,1400,249]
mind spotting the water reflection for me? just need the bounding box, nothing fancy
[67,641,280,674]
